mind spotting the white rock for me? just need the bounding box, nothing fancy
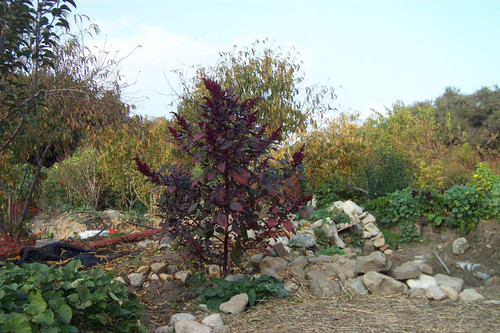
[362,231,372,239]
[150,274,159,280]
[137,240,153,248]
[219,293,248,314]
[383,249,393,255]
[372,232,385,248]
[364,223,380,237]
[127,273,145,287]
[342,200,363,217]
[327,201,344,213]
[425,286,448,301]
[114,276,126,284]
[169,313,196,326]
[175,320,211,333]
[174,271,191,283]
[459,288,484,302]
[137,265,150,274]
[434,274,464,292]
[439,285,459,300]
[406,274,437,290]
[452,237,469,255]
[202,313,224,328]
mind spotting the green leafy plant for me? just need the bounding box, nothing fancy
[399,222,420,243]
[313,228,329,247]
[136,79,311,276]
[194,275,290,311]
[444,185,485,234]
[469,162,500,194]
[316,245,345,256]
[0,260,146,332]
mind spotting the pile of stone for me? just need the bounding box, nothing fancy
[115,199,495,332]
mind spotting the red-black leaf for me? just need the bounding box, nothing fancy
[230,201,243,211]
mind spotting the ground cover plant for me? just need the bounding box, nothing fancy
[0,260,146,332]
[186,273,290,311]
[136,79,311,276]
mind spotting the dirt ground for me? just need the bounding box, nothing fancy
[22,212,500,332]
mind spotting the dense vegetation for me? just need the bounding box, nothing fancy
[1,1,498,242]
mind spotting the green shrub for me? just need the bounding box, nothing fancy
[399,222,420,243]
[469,162,500,194]
[363,147,412,199]
[485,183,500,219]
[444,185,485,234]
[194,275,289,311]
[0,260,146,332]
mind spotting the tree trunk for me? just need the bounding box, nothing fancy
[16,144,52,238]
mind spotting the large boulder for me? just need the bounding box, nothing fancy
[355,251,392,274]
[361,271,408,295]
[307,271,341,297]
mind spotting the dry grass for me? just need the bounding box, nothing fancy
[223,293,500,333]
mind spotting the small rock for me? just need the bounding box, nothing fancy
[159,273,172,281]
[361,271,408,295]
[291,233,317,248]
[459,288,484,302]
[361,213,376,225]
[383,249,393,256]
[452,237,470,255]
[362,231,373,239]
[202,313,224,328]
[137,265,150,274]
[175,320,211,333]
[346,277,368,296]
[372,232,385,248]
[307,255,333,264]
[260,256,288,282]
[283,280,299,293]
[364,223,380,237]
[219,293,248,314]
[435,274,464,292]
[169,313,196,326]
[150,273,159,281]
[154,325,173,333]
[355,251,392,274]
[328,222,346,249]
[308,271,341,297]
[406,274,437,290]
[391,264,420,280]
[408,288,426,297]
[273,242,289,257]
[248,254,265,268]
[127,273,145,287]
[150,262,168,274]
[137,240,153,248]
[207,264,221,279]
[290,255,309,269]
[342,200,363,217]
[114,276,126,284]
[379,244,391,252]
[426,286,448,301]
[166,265,178,274]
[362,240,375,254]
[439,285,459,300]
[406,261,433,275]
[174,271,191,283]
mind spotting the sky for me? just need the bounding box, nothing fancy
[74,0,500,120]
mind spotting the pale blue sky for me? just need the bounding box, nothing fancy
[75,0,499,119]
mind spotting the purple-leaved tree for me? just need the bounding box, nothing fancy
[135,79,311,276]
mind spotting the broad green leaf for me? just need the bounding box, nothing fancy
[32,309,55,325]
[67,293,79,303]
[55,304,72,324]
[247,289,256,306]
